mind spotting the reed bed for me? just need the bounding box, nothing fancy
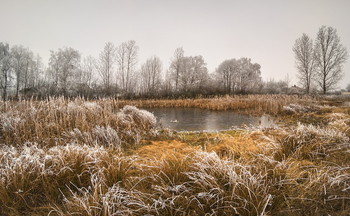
[0,98,157,147]
[116,94,315,115]
[0,96,349,215]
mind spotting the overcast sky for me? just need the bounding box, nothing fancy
[1,0,349,88]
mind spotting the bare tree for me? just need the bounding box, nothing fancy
[80,56,96,87]
[72,55,96,97]
[186,55,209,93]
[48,47,81,96]
[30,54,44,89]
[140,56,162,96]
[116,42,127,92]
[216,58,261,94]
[11,45,38,97]
[11,45,26,97]
[262,79,288,94]
[314,26,348,94]
[169,54,209,95]
[178,56,191,92]
[293,33,315,94]
[97,42,116,91]
[116,40,138,94]
[237,58,261,93]
[0,42,12,101]
[169,47,184,92]
[23,50,35,90]
[216,59,239,94]
[162,69,173,95]
[48,51,58,86]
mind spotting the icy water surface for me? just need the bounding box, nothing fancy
[146,108,275,131]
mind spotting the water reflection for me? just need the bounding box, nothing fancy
[146,108,275,131]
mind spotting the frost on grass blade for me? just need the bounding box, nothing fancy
[0,112,21,132]
[184,151,271,216]
[280,123,350,160]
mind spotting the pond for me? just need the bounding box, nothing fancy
[146,108,275,132]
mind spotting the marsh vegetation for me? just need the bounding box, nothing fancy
[0,95,349,215]
[1,0,349,215]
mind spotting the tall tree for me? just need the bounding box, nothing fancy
[216,59,239,94]
[11,46,38,97]
[48,47,81,96]
[80,55,96,87]
[98,42,116,91]
[314,26,348,94]
[116,40,138,93]
[140,56,162,96]
[22,49,34,90]
[185,55,209,93]
[169,47,184,92]
[30,54,44,89]
[216,58,261,94]
[169,54,209,94]
[293,33,315,94]
[0,42,12,101]
[11,45,26,97]
[237,58,261,93]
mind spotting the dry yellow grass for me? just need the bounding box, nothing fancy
[135,140,200,160]
[116,94,314,115]
[0,98,157,147]
[0,96,350,215]
[206,132,261,159]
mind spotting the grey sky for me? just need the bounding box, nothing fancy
[1,0,349,88]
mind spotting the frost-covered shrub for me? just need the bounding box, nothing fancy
[61,105,158,148]
[0,99,159,147]
[0,112,21,132]
[0,142,138,215]
[92,125,121,147]
[120,105,157,129]
[82,101,101,110]
[184,151,271,216]
[65,101,101,116]
[116,105,158,145]
[64,126,122,148]
[326,113,348,122]
[325,113,350,135]
[63,128,91,144]
[54,182,150,216]
[0,143,49,213]
[282,104,316,114]
[282,105,296,114]
[279,123,350,160]
[284,165,350,215]
[328,119,350,134]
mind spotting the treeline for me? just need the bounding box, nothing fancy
[0,41,282,100]
[1,36,337,100]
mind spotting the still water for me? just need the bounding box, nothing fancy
[146,108,275,131]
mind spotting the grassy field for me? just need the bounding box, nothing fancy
[0,95,349,215]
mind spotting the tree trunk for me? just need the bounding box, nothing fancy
[3,70,7,101]
[16,82,19,98]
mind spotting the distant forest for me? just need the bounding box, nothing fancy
[0,26,347,100]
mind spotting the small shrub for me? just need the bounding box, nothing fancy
[279,123,349,161]
[184,151,271,216]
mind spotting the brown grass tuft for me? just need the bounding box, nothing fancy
[1,96,350,215]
